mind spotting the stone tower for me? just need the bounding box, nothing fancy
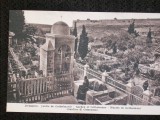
[40,21,75,76]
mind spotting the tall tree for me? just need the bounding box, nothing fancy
[128,20,135,34]
[146,28,152,47]
[9,10,25,40]
[147,28,152,41]
[72,22,78,52]
[111,41,117,54]
[78,25,88,59]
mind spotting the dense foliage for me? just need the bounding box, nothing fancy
[9,10,25,40]
[9,10,37,44]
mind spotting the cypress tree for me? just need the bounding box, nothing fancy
[146,28,152,47]
[147,28,152,41]
[73,22,78,52]
[112,42,117,54]
[128,20,135,34]
[78,25,88,59]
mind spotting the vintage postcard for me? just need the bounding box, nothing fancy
[7,10,160,115]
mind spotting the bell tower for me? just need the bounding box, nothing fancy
[40,21,75,76]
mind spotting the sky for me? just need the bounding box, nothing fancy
[24,10,160,27]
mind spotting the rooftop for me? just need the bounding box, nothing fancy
[50,21,70,35]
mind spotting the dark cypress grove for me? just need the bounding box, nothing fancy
[78,25,89,59]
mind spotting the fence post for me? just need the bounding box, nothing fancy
[9,32,15,47]
[126,80,134,105]
[70,55,75,94]
[84,64,89,77]
[102,70,109,83]
[142,88,153,105]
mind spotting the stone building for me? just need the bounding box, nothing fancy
[40,21,75,76]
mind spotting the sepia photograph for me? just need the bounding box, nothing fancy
[7,10,160,114]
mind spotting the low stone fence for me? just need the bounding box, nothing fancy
[74,62,159,105]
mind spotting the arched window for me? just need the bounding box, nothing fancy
[56,44,71,74]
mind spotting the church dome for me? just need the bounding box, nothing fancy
[51,21,70,35]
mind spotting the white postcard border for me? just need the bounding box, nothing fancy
[7,103,160,115]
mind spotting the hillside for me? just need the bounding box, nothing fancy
[74,19,160,43]
[27,19,160,43]
[76,25,127,40]
[73,19,160,28]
